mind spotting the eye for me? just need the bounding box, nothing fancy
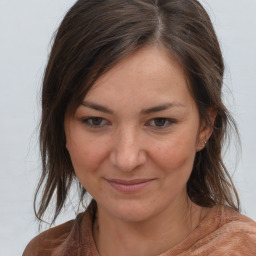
[146,118,175,129]
[82,117,109,128]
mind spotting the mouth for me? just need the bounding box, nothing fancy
[104,178,155,193]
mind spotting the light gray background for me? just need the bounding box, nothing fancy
[0,0,255,255]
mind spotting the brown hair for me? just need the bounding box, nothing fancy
[35,0,240,224]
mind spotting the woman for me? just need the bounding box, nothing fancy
[23,0,256,255]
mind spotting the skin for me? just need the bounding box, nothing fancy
[65,46,214,256]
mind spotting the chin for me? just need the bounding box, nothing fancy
[100,199,160,223]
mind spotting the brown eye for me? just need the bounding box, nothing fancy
[153,118,167,127]
[82,117,108,128]
[146,118,175,129]
[90,117,103,126]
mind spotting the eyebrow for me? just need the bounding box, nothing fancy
[81,101,184,114]
[140,102,185,114]
[81,101,114,114]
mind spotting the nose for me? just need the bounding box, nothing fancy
[109,127,147,172]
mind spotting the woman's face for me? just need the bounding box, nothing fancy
[65,46,211,222]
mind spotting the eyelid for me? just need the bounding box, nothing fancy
[81,117,111,128]
[80,116,176,130]
[145,118,176,129]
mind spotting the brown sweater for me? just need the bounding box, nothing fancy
[23,205,256,256]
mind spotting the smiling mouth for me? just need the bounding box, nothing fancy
[105,178,155,193]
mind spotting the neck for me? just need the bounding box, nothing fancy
[93,198,208,256]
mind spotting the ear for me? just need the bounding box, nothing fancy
[196,107,217,152]
[64,118,71,151]
[66,140,70,151]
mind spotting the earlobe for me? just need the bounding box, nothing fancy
[64,119,71,152]
[196,138,208,152]
[65,136,71,151]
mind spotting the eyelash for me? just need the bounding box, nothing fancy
[81,117,109,128]
[81,117,176,129]
[145,118,176,129]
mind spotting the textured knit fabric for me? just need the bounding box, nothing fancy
[23,204,256,256]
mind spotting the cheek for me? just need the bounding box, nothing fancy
[66,134,109,176]
[151,132,197,173]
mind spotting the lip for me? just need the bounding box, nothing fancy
[105,178,155,193]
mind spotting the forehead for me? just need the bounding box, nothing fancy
[84,46,195,112]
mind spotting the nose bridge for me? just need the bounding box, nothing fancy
[110,124,146,172]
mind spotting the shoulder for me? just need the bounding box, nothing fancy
[198,206,256,255]
[168,205,256,256]
[217,206,256,236]
[23,201,98,256]
[22,218,76,256]
[216,207,256,249]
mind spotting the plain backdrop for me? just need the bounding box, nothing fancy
[0,0,255,255]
